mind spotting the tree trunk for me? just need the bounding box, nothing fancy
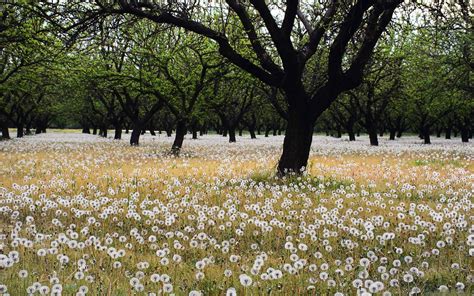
[389,129,396,140]
[454,130,458,137]
[436,129,442,138]
[422,127,431,144]
[238,128,243,137]
[368,129,378,146]
[445,128,451,139]
[93,127,98,135]
[149,129,156,136]
[273,128,277,136]
[114,124,122,140]
[229,128,236,143]
[130,123,142,146]
[192,128,198,140]
[82,127,91,134]
[17,124,24,138]
[222,129,228,137]
[172,120,186,152]
[348,130,356,141]
[1,126,10,139]
[396,130,402,138]
[277,106,313,176]
[265,127,270,137]
[166,128,172,137]
[336,129,342,138]
[461,128,469,143]
[35,127,42,134]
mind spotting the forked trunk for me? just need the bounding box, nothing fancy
[277,107,313,176]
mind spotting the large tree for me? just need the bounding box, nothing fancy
[36,0,404,175]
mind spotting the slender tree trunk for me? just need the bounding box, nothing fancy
[396,130,402,138]
[166,128,172,137]
[436,129,442,138]
[149,129,156,136]
[35,127,42,134]
[238,128,243,137]
[454,130,458,137]
[249,128,256,139]
[278,129,282,135]
[257,127,261,135]
[192,128,198,140]
[265,127,270,137]
[82,127,91,134]
[114,123,122,140]
[336,129,342,138]
[101,128,108,138]
[1,125,10,139]
[445,128,451,139]
[272,128,277,136]
[277,106,313,176]
[93,127,98,135]
[229,127,236,143]
[461,128,469,142]
[172,120,186,152]
[199,129,204,136]
[379,130,384,137]
[348,130,356,141]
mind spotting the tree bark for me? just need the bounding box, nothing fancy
[192,128,198,140]
[166,128,172,137]
[238,128,243,137]
[149,129,156,136]
[277,106,313,176]
[348,130,356,141]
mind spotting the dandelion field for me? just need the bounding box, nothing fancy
[0,133,473,296]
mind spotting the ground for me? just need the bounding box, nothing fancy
[0,132,473,296]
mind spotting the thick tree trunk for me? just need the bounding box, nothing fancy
[1,126,10,139]
[461,128,469,142]
[422,127,431,144]
[172,120,186,152]
[130,123,142,146]
[229,128,236,143]
[389,129,396,140]
[368,129,378,146]
[277,106,313,176]
[17,124,24,138]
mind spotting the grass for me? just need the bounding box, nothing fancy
[0,135,472,295]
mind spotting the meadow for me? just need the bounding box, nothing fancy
[0,133,472,295]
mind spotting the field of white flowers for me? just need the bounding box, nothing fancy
[0,133,473,296]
